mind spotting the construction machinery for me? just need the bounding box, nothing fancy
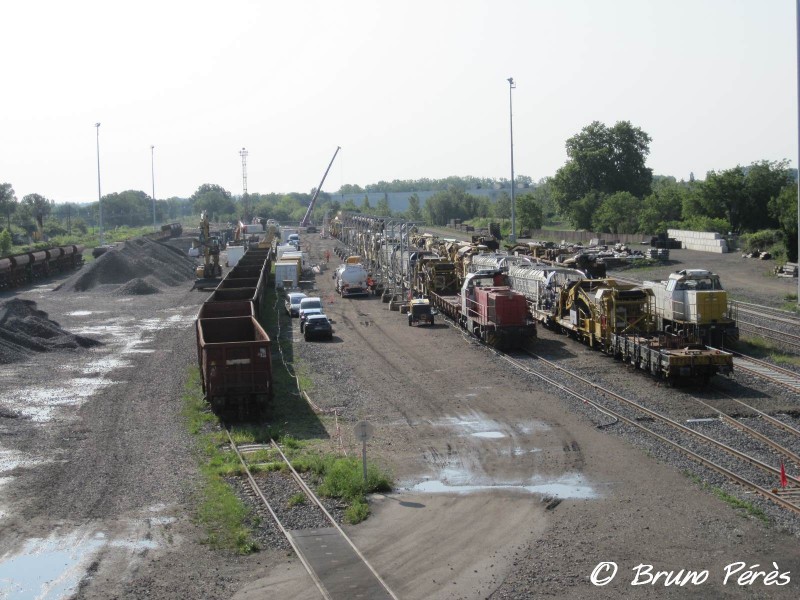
[194,211,222,289]
[299,146,340,228]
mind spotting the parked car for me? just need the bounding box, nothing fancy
[298,297,324,332]
[284,292,307,317]
[303,314,333,341]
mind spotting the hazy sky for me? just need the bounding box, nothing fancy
[1,0,796,203]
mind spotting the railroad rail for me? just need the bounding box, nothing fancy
[722,352,800,395]
[495,350,800,515]
[225,430,398,600]
[736,321,800,352]
[733,301,800,328]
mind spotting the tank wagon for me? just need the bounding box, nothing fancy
[0,244,85,289]
[641,269,738,346]
[194,246,274,419]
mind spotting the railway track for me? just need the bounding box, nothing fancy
[734,301,800,328]
[724,352,800,395]
[495,350,800,515]
[226,430,398,600]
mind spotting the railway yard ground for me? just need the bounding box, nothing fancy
[1,234,800,598]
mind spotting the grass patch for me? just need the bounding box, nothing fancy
[781,294,799,314]
[182,367,259,554]
[710,488,769,524]
[288,493,306,507]
[682,470,769,524]
[732,337,800,368]
[345,500,370,524]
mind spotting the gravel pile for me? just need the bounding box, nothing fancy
[58,238,195,292]
[0,298,101,364]
[115,278,161,295]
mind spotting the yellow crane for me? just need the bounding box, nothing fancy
[194,211,222,286]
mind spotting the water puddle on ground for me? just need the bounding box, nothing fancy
[433,410,550,440]
[408,470,597,499]
[65,310,93,316]
[0,525,164,599]
[0,378,122,422]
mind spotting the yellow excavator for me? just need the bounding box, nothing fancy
[193,211,222,289]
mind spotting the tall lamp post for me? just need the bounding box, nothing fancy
[507,77,517,244]
[151,145,156,231]
[95,123,104,245]
[796,0,800,304]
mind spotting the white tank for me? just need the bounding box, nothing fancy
[336,263,369,297]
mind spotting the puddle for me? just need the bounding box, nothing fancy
[0,524,166,598]
[0,378,122,422]
[471,431,506,439]
[409,472,596,499]
[499,447,543,457]
[0,531,104,599]
[65,311,93,316]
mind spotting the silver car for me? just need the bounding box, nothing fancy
[284,292,307,317]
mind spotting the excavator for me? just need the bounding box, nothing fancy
[193,210,222,289]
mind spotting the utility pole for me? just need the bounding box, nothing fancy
[239,147,249,222]
[95,123,104,245]
[507,77,517,244]
[151,145,156,231]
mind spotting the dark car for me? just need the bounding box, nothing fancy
[303,314,333,341]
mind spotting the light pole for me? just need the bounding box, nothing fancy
[95,123,104,245]
[151,145,156,231]
[507,77,517,244]
[796,0,800,304]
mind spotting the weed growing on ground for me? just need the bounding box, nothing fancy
[182,367,258,554]
[345,500,370,524]
[734,337,800,368]
[288,493,306,507]
[682,470,769,525]
[781,294,799,314]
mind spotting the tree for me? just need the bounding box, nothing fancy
[638,181,686,233]
[690,164,788,233]
[592,192,641,234]
[21,193,53,233]
[515,193,543,231]
[769,185,798,262]
[0,183,17,229]
[405,193,423,221]
[375,194,392,217]
[423,188,487,225]
[361,195,372,212]
[493,192,511,221]
[0,229,11,255]
[552,121,652,226]
[190,184,235,219]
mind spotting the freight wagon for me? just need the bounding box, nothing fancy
[429,270,536,350]
[196,316,272,419]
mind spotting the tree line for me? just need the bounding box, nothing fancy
[3,119,797,260]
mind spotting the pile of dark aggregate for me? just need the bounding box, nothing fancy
[115,278,161,296]
[0,299,101,364]
[57,237,195,293]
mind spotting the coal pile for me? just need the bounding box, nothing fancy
[115,278,161,296]
[58,238,195,293]
[0,299,101,364]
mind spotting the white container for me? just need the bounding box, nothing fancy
[226,245,245,266]
[275,261,300,289]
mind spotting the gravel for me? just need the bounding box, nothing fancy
[0,298,101,364]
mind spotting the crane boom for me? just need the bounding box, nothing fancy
[300,146,340,227]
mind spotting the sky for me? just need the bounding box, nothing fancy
[1,0,797,203]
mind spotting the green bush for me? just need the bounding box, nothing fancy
[0,229,11,255]
[740,229,784,253]
[345,500,370,524]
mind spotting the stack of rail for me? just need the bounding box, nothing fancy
[195,247,274,420]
